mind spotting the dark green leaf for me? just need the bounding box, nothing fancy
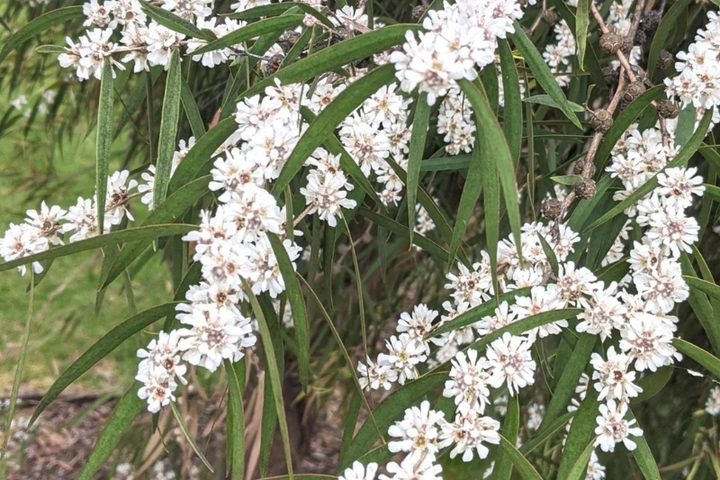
[153,50,183,209]
[189,15,304,55]
[646,0,693,77]
[407,92,431,244]
[96,60,114,237]
[498,434,543,480]
[498,39,523,164]
[141,1,215,40]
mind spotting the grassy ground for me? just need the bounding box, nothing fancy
[0,103,172,397]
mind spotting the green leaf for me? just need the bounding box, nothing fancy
[454,79,522,267]
[551,174,584,186]
[153,50,183,210]
[703,183,720,203]
[267,233,310,391]
[0,6,83,66]
[228,2,334,29]
[593,85,665,173]
[684,275,720,303]
[244,285,294,479]
[189,15,304,56]
[538,334,596,436]
[170,402,214,472]
[566,440,595,480]
[681,253,720,354]
[498,39,523,164]
[576,0,589,70]
[430,287,533,337]
[556,386,601,480]
[511,23,582,129]
[646,0,693,77]
[271,64,396,194]
[630,411,661,480]
[358,207,449,262]
[675,104,697,148]
[520,411,574,454]
[0,224,195,273]
[523,95,586,113]
[76,387,145,480]
[96,60,114,237]
[339,374,445,470]
[238,24,421,101]
[141,1,215,40]
[633,367,672,403]
[225,360,245,480]
[494,395,519,480]
[181,78,206,138]
[498,434,543,480]
[29,303,178,426]
[419,155,471,172]
[585,109,712,232]
[407,92,431,244]
[673,338,720,378]
[103,177,211,288]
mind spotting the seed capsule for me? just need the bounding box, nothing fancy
[575,178,597,199]
[541,9,559,26]
[634,29,647,46]
[599,32,623,53]
[622,81,646,103]
[657,99,680,119]
[573,159,596,177]
[620,36,634,54]
[411,5,427,21]
[542,198,563,220]
[263,54,284,75]
[590,109,614,133]
[602,66,619,85]
[657,50,674,70]
[640,11,661,32]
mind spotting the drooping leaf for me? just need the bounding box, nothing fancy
[189,15,305,55]
[141,1,215,40]
[498,39,522,164]
[498,434,544,480]
[153,50,183,210]
[511,23,582,129]
[629,410,661,480]
[96,60,114,237]
[494,395,519,480]
[170,402,214,472]
[556,384,602,480]
[0,6,83,66]
[407,92,431,244]
[225,360,245,480]
[646,0,693,77]
[575,0,589,70]
[673,338,720,378]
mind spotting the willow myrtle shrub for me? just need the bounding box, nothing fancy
[4,0,720,478]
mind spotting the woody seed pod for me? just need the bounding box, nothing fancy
[542,198,563,220]
[263,54,284,75]
[602,66,619,85]
[541,10,559,26]
[640,11,662,32]
[620,36,634,54]
[573,159,596,177]
[590,109,614,133]
[622,81,646,103]
[599,32,623,53]
[657,99,680,119]
[634,29,647,46]
[575,178,597,199]
[411,5,427,21]
[657,50,674,70]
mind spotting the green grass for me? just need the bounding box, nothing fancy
[0,105,172,397]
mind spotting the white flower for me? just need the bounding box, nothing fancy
[388,401,444,455]
[438,409,501,462]
[619,313,680,371]
[591,346,642,401]
[594,400,643,452]
[136,372,177,413]
[397,304,439,345]
[339,461,378,480]
[0,223,46,275]
[705,386,720,416]
[586,451,606,480]
[527,402,544,431]
[380,452,443,480]
[24,201,66,246]
[300,170,356,227]
[443,349,490,413]
[238,235,301,298]
[379,333,428,385]
[357,357,398,391]
[146,22,185,68]
[486,333,536,395]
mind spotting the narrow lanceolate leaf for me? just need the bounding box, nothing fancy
[244,285,294,479]
[0,224,195,273]
[566,440,595,480]
[538,334,596,433]
[494,395,519,480]
[520,411,574,454]
[339,374,446,470]
[228,2,334,28]
[189,15,304,55]
[634,367,673,403]
[593,85,664,173]
[272,64,396,194]
[181,78,206,138]
[407,92,431,245]
[646,0,693,77]
[585,109,712,232]
[0,6,83,66]
[510,22,582,129]
[703,183,720,203]
[225,360,245,480]
[153,50,183,210]
[170,403,214,472]
[141,1,215,40]
[673,338,720,378]
[498,39,522,164]
[238,24,422,100]
[480,129,501,293]
[76,387,145,480]
[430,286,533,337]
[556,386,601,480]
[267,233,310,391]
[96,60,114,237]
[103,177,211,289]
[29,303,179,426]
[629,410,661,480]
[498,435,544,480]
[457,79,522,261]
[684,275,720,303]
[575,0,589,70]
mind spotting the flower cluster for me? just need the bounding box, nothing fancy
[390,0,525,105]
[0,170,137,275]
